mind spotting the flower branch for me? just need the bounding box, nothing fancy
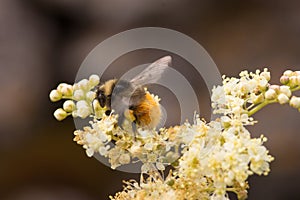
[49,69,300,200]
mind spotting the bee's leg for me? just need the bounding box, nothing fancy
[131,122,137,136]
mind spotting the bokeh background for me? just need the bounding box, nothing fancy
[1,0,300,199]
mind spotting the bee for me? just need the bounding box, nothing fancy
[95,56,171,129]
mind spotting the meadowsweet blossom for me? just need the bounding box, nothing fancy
[50,69,300,200]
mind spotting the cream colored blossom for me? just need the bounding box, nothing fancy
[63,100,75,112]
[53,108,67,121]
[50,70,300,200]
[277,93,289,104]
[49,89,62,102]
[290,96,300,109]
[57,83,73,96]
[264,89,276,100]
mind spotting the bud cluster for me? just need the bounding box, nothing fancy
[280,70,300,88]
[279,70,300,110]
[49,74,104,121]
[212,69,300,117]
[263,70,300,110]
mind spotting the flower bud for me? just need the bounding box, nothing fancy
[53,108,67,121]
[279,85,291,97]
[86,91,96,101]
[57,83,73,96]
[77,79,89,90]
[73,89,85,100]
[89,74,100,86]
[72,111,78,118]
[290,96,300,109]
[76,100,91,118]
[269,85,280,93]
[49,89,62,102]
[283,70,293,76]
[289,76,298,87]
[277,93,289,104]
[260,70,271,81]
[73,83,79,90]
[63,100,76,112]
[264,89,276,100]
[280,75,289,85]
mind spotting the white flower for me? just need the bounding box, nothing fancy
[260,69,271,81]
[211,85,226,105]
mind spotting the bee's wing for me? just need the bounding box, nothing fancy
[130,56,172,87]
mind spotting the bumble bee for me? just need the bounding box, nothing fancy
[95,56,171,129]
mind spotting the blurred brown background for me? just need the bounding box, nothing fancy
[1,0,300,199]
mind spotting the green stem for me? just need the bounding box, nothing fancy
[248,85,300,116]
[291,85,300,92]
[247,99,277,116]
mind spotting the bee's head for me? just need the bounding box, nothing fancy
[96,79,135,116]
[96,88,113,116]
[95,79,118,114]
[96,89,107,108]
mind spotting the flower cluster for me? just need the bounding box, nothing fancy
[50,69,300,200]
[49,74,105,120]
[110,115,273,200]
[212,69,300,117]
[73,109,191,170]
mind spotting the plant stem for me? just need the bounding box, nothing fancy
[291,85,300,92]
[247,99,276,116]
[248,85,300,116]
